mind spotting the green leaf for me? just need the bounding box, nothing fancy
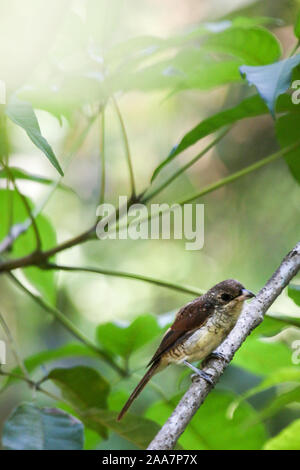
[232,316,296,375]
[266,314,300,330]
[240,54,300,117]
[55,397,161,449]
[108,390,130,412]
[151,93,293,181]
[96,314,162,359]
[47,366,110,410]
[181,59,242,90]
[251,314,300,337]
[203,27,281,65]
[0,189,56,303]
[2,403,84,450]
[0,166,72,192]
[264,418,300,450]
[233,336,293,376]
[5,96,63,175]
[294,12,300,40]
[146,390,267,450]
[276,112,300,184]
[84,408,161,449]
[288,284,300,306]
[47,366,110,438]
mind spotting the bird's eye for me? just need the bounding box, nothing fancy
[221,293,232,302]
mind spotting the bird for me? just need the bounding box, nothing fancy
[117,279,255,421]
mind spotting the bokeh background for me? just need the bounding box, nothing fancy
[0,0,300,450]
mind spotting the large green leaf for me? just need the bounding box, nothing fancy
[84,408,161,449]
[146,390,267,450]
[2,403,84,450]
[240,54,300,117]
[266,314,300,331]
[181,59,242,90]
[47,366,110,438]
[288,284,300,306]
[202,27,281,65]
[276,112,300,184]
[0,189,56,303]
[250,314,300,337]
[106,23,280,94]
[54,396,161,449]
[151,93,293,181]
[232,315,295,375]
[233,336,293,376]
[47,366,110,411]
[264,419,300,450]
[5,96,63,175]
[96,314,162,359]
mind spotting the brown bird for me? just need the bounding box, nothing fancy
[117,279,255,421]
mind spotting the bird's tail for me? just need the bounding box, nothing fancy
[117,360,161,421]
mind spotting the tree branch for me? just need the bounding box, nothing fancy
[43,263,204,297]
[0,141,298,273]
[147,240,300,450]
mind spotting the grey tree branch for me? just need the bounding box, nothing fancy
[147,240,300,450]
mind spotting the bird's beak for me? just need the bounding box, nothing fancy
[241,288,255,299]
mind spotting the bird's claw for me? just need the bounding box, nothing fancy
[191,369,214,385]
[202,351,227,368]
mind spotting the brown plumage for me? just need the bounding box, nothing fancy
[117,279,255,421]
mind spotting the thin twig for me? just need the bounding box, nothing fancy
[147,240,300,450]
[289,40,300,57]
[115,140,300,233]
[112,96,137,200]
[43,263,204,297]
[177,144,294,205]
[142,127,230,203]
[99,109,106,205]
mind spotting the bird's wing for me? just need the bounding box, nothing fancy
[147,296,214,366]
